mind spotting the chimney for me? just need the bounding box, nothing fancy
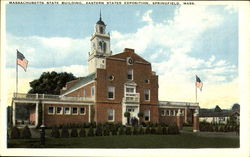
[124,48,134,53]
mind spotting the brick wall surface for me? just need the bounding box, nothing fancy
[44,104,90,127]
[140,104,159,123]
[96,48,158,105]
[95,103,122,123]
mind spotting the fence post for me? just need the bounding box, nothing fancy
[193,109,199,132]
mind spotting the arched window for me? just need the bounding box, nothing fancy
[100,26,104,34]
[99,41,102,50]
[103,42,106,52]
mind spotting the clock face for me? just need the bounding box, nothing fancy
[127,57,133,65]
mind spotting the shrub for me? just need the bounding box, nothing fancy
[162,126,168,135]
[51,126,60,138]
[157,125,163,135]
[145,126,151,134]
[219,125,225,132]
[79,128,86,137]
[61,126,69,138]
[90,122,97,128]
[70,128,78,137]
[103,126,110,136]
[87,127,94,137]
[133,127,138,135]
[118,126,125,135]
[95,125,103,136]
[141,122,147,127]
[125,127,132,135]
[21,125,31,139]
[150,127,156,134]
[11,126,20,139]
[110,125,117,136]
[168,125,179,134]
[139,127,144,135]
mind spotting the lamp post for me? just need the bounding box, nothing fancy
[40,125,46,145]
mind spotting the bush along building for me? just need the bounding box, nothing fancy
[12,15,199,131]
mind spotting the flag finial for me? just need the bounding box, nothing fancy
[100,9,102,21]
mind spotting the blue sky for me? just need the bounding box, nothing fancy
[5,4,239,108]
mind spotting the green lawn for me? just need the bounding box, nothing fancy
[8,133,239,148]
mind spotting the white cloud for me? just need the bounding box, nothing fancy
[6,34,90,68]
[142,10,153,24]
[224,5,238,14]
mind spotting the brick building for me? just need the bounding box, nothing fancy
[12,15,199,128]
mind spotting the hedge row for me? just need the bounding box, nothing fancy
[48,122,171,129]
[200,122,239,132]
[9,126,32,139]
[51,125,179,138]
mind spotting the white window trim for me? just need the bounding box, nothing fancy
[72,107,78,115]
[56,106,63,115]
[107,86,115,99]
[127,69,133,80]
[64,107,71,115]
[144,110,150,122]
[144,89,150,101]
[79,107,86,115]
[48,106,55,115]
[107,109,115,122]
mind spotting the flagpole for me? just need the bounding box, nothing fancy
[195,75,197,103]
[16,50,18,96]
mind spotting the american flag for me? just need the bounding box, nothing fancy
[17,50,28,71]
[196,75,203,91]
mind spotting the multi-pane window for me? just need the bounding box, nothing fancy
[127,69,133,80]
[56,106,63,115]
[167,110,171,116]
[126,87,134,93]
[161,110,166,116]
[48,106,55,114]
[72,107,78,115]
[108,86,115,99]
[64,107,71,115]
[91,86,95,97]
[144,110,150,121]
[144,89,150,101]
[80,107,86,115]
[107,109,115,121]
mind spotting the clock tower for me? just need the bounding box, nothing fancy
[88,12,112,74]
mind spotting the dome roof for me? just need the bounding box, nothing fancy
[96,19,105,25]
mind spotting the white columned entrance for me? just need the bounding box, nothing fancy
[88,105,91,123]
[122,82,140,125]
[12,102,16,126]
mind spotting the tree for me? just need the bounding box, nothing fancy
[214,105,222,112]
[28,71,76,95]
[124,112,130,125]
[232,103,240,111]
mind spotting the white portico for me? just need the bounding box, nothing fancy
[122,82,140,125]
